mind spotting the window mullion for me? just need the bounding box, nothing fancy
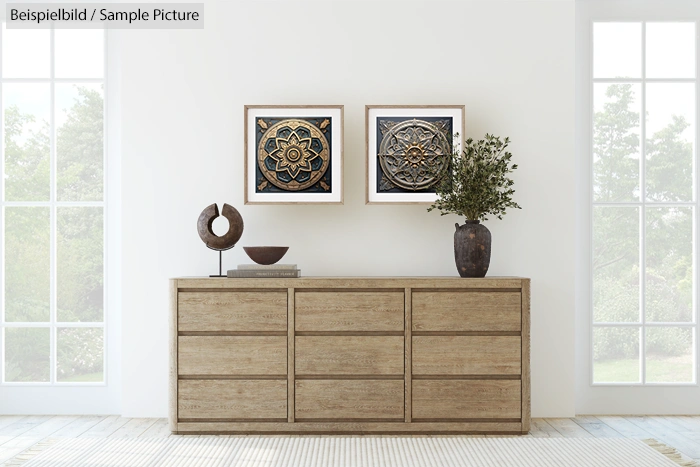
[49,27,57,385]
[0,22,4,385]
[640,21,647,385]
[696,19,700,385]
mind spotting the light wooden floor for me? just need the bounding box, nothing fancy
[1,416,700,464]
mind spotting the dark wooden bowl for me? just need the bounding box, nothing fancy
[243,246,289,265]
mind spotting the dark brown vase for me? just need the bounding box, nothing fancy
[454,220,491,278]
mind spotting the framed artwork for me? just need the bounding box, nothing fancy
[244,105,344,204]
[366,105,465,204]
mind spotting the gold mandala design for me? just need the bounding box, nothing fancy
[378,118,451,191]
[257,119,330,191]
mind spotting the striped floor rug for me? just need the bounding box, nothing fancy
[4,436,698,467]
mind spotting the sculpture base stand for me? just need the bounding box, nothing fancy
[210,250,225,278]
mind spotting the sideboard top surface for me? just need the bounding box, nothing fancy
[172,277,530,289]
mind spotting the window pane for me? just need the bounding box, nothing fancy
[646,23,695,79]
[593,83,641,202]
[593,207,640,323]
[4,207,50,322]
[646,327,694,383]
[646,207,693,323]
[57,207,104,322]
[56,84,104,201]
[594,23,642,79]
[3,83,51,201]
[646,83,695,202]
[4,327,50,382]
[1,25,50,78]
[593,327,640,383]
[57,327,104,382]
[55,30,104,79]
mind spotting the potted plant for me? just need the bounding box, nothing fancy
[428,134,521,277]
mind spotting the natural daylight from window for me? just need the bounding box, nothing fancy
[1,25,106,385]
[592,22,697,385]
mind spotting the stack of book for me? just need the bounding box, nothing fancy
[227,264,301,278]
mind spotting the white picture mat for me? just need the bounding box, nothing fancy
[367,107,463,203]
[246,107,342,203]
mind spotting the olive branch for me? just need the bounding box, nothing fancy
[428,133,522,222]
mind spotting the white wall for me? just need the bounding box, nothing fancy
[120,0,575,418]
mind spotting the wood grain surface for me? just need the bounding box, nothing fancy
[521,278,531,432]
[175,277,526,290]
[287,288,295,423]
[295,336,404,375]
[404,287,412,423]
[178,336,286,375]
[412,380,521,419]
[295,380,404,419]
[295,291,404,331]
[412,291,521,332]
[169,280,178,431]
[412,336,521,375]
[174,420,522,434]
[170,277,531,434]
[178,380,287,419]
[178,291,287,332]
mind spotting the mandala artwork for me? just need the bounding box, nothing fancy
[255,117,332,193]
[377,117,452,193]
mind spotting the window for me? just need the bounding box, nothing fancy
[591,21,697,385]
[1,26,106,384]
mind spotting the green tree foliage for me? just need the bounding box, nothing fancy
[646,115,693,202]
[593,84,640,202]
[57,86,104,201]
[594,84,692,362]
[428,134,521,222]
[4,106,50,201]
[4,86,104,382]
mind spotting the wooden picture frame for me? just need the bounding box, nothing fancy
[366,105,465,205]
[245,105,344,204]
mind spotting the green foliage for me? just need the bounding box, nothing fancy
[593,84,694,366]
[4,86,104,382]
[427,134,521,222]
[5,328,50,382]
[646,115,693,202]
[593,84,640,202]
[4,106,50,201]
[57,86,104,201]
[57,328,103,381]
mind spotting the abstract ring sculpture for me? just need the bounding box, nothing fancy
[197,203,244,276]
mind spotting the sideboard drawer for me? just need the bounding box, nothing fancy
[295,380,404,420]
[412,291,521,332]
[178,380,287,420]
[296,336,404,375]
[178,291,287,332]
[413,336,521,375]
[178,336,287,375]
[295,291,404,331]
[412,380,521,419]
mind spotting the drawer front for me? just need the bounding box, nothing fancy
[178,380,287,419]
[412,291,521,332]
[178,336,286,375]
[178,291,287,332]
[413,336,521,375]
[295,380,404,420]
[295,292,404,331]
[296,336,404,375]
[412,380,521,419]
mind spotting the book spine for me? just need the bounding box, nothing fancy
[227,270,301,278]
[237,264,298,270]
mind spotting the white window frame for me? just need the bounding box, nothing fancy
[0,23,121,414]
[577,0,700,415]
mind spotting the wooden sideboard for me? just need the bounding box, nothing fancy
[170,277,530,434]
